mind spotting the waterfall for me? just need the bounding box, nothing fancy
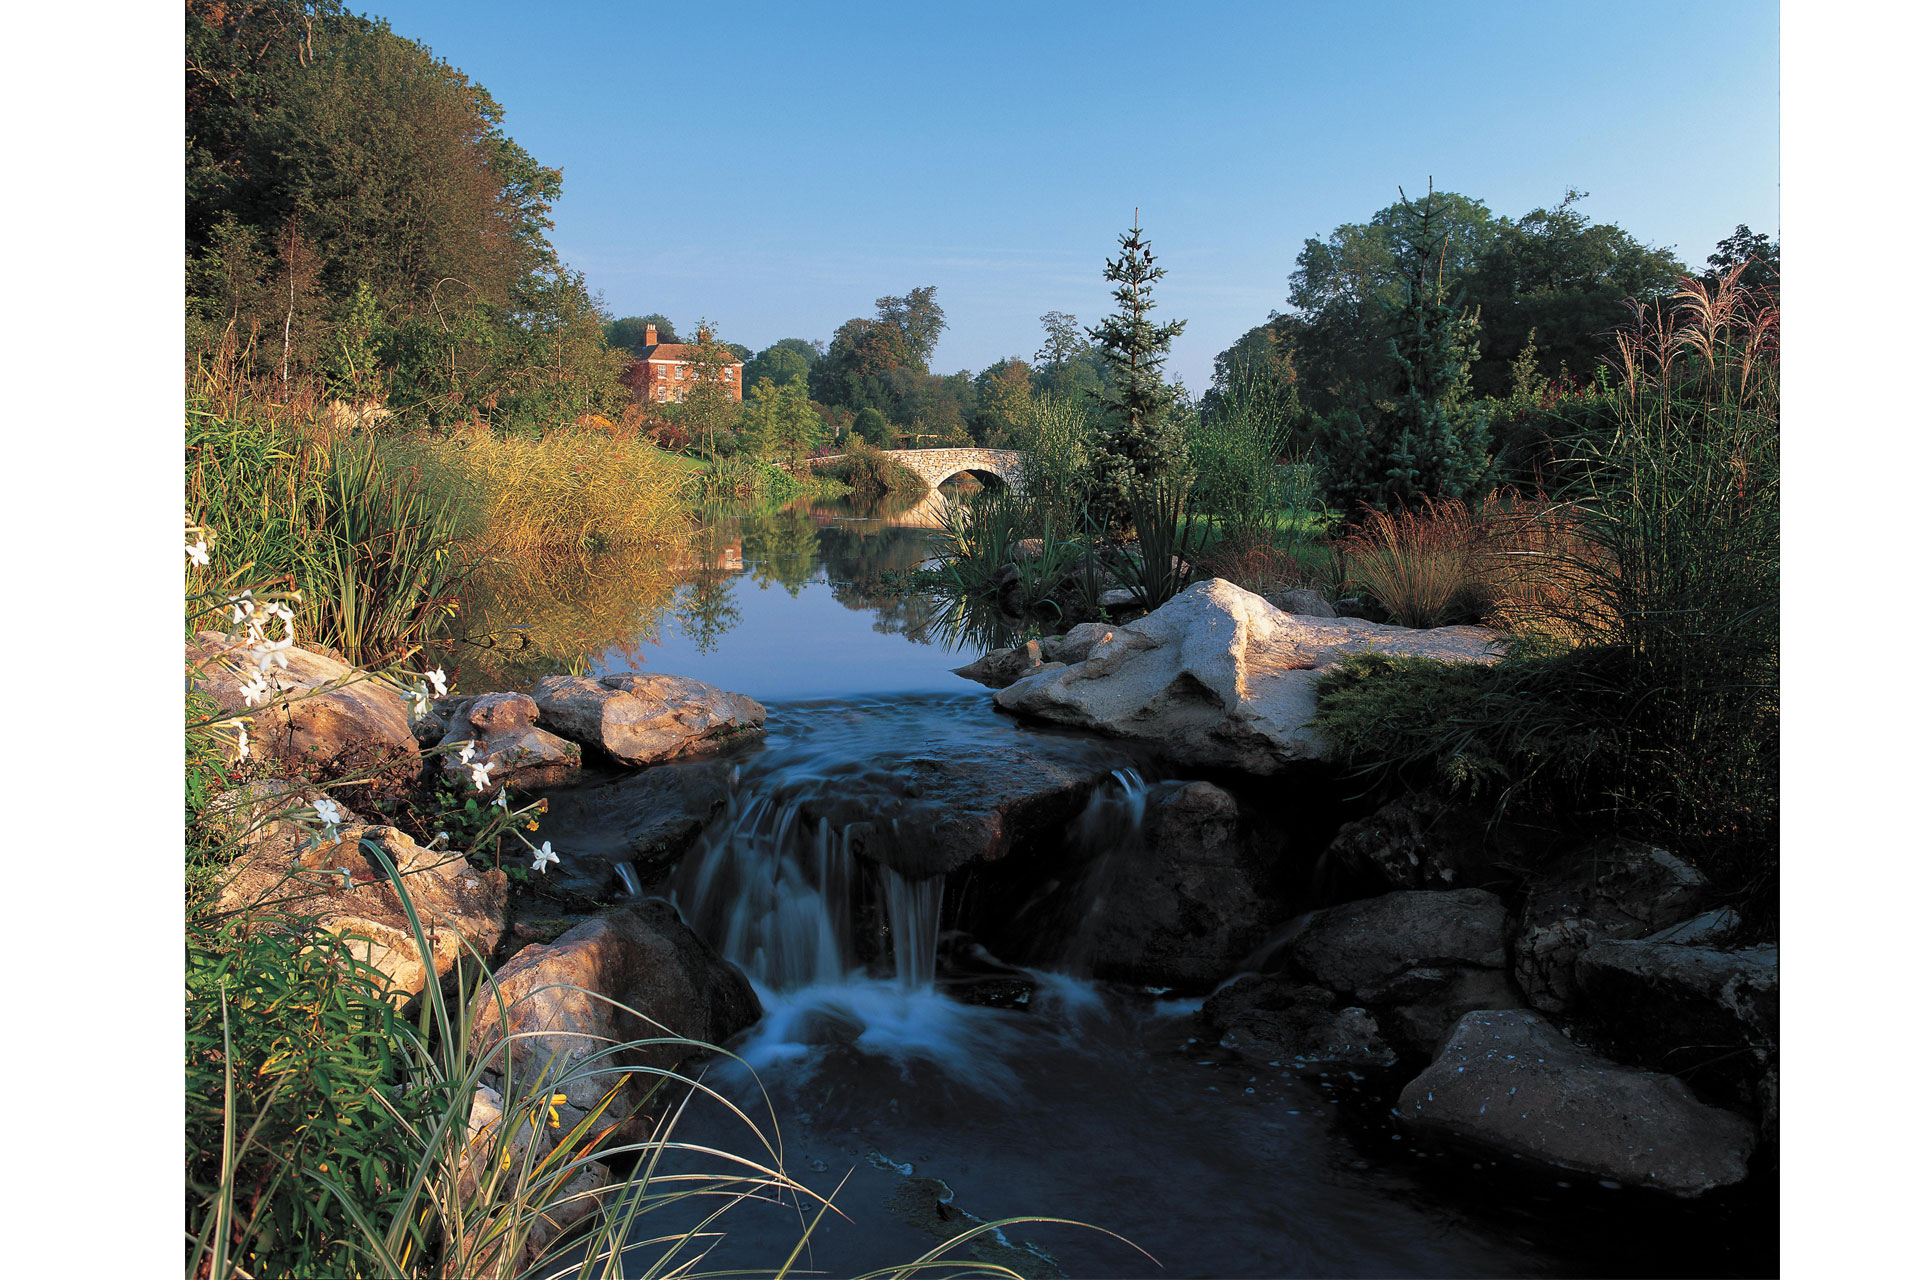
[673,782,944,992]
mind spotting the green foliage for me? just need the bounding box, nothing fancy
[851,406,896,448]
[680,319,743,457]
[1188,373,1315,550]
[310,436,464,667]
[741,377,825,466]
[186,922,432,1279]
[1110,472,1200,610]
[742,340,815,395]
[604,314,677,352]
[1314,188,1493,517]
[185,3,624,434]
[972,358,1035,446]
[1085,216,1188,522]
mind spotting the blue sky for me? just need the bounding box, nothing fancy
[369,0,1779,388]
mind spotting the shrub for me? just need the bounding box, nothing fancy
[817,437,930,500]
[391,426,691,555]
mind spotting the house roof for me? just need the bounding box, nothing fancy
[638,343,742,364]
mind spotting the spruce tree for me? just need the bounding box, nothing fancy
[1086,213,1187,524]
[1316,188,1493,518]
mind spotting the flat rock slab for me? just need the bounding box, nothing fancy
[1576,938,1779,1140]
[189,631,421,787]
[1398,1009,1755,1196]
[1512,839,1706,1013]
[532,760,737,899]
[532,673,765,767]
[990,579,1499,774]
[777,741,1135,879]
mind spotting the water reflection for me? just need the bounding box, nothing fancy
[440,490,1026,696]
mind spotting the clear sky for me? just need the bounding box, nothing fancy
[367,0,1779,388]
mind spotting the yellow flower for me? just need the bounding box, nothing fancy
[528,821,539,832]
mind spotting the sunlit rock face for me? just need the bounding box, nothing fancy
[530,672,765,766]
[988,579,1500,774]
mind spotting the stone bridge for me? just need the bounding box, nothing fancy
[813,447,1024,491]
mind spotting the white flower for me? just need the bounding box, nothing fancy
[234,720,250,757]
[458,741,476,765]
[239,671,270,707]
[313,796,346,826]
[405,682,429,720]
[530,842,559,874]
[432,831,450,847]
[253,635,293,672]
[186,540,210,567]
[492,791,510,810]
[469,760,495,790]
[426,668,449,698]
[229,591,255,624]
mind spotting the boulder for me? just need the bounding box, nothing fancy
[531,673,764,767]
[993,580,1500,774]
[1266,588,1338,618]
[188,630,422,788]
[1397,1009,1755,1196]
[1011,537,1046,561]
[531,760,737,899]
[1201,974,1397,1069]
[1096,587,1137,610]
[1029,781,1288,989]
[439,692,583,793]
[216,822,507,999]
[468,899,761,1129]
[1274,888,1523,1058]
[1511,840,1707,1013]
[1322,790,1498,894]
[1575,939,1779,1141]
[1041,622,1117,666]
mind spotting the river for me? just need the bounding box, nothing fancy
[444,491,1773,1279]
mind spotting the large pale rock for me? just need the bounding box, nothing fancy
[1042,622,1117,666]
[188,630,421,787]
[468,899,761,1125]
[1397,1009,1755,1196]
[1575,939,1779,1142]
[440,692,583,792]
[531,673,764,767]
[532,760,737,900]
[991,579,1500,774]
[1511,840,1707,1013]
[1274,888,1523,1058]
[1201,974,1397,1069]
[216,823,507,999]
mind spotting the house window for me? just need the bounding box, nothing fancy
[675,366,685,379]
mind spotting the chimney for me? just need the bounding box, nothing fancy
[644,323,658,346]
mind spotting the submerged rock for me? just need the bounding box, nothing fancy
[1511,840,1707,1013]
[188,630,421,788]
[1397,1009,1755,1197]
[438,691,583,793]
[216,822,507,999]
[531,672,765,767]
[1201,974,1396,1069]
[990,579,1500,774]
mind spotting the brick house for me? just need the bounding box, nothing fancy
[620,324,744,405]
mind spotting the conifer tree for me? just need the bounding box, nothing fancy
[1086,213,1187,523]
[1315,187,1493,517]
